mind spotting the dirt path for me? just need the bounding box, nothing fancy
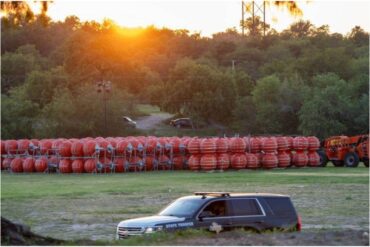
[136,113,173,130]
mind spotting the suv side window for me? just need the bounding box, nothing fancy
[264,198,295,216]
[231,199,263,216]
[201,200,231,217]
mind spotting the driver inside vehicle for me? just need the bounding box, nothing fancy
[202,201,226,217]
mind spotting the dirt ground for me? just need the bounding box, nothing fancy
[165,230,370,246]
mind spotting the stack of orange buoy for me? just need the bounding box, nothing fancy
[187,138,201,171]
[200,138,217,171]
[229,137,247,170]
[292,136,309,168]
[277,137,291,168]
[1,135,324,174]
[261,137,278,169]
[216,138,230,170]
[307,136,320,167]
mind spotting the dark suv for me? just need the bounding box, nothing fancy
[116,192,301,239]
[169,118,194,129]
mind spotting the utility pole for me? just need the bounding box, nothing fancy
[231,60,236,73]
[96,80,112,136]
[241,1,245,36]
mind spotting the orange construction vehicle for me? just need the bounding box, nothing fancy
[319,134,369,167]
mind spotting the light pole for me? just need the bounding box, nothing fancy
[96,80,112,136]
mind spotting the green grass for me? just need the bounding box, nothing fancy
[136,104,162,115]
[1,167,369,241]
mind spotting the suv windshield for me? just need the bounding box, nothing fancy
[158,198,203,217]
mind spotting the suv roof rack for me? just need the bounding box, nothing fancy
[194,192,230,198]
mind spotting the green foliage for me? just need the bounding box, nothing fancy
[36,84,137,138]
[0,17,369,139]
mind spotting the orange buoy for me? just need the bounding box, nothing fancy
[22,157,35,172]
[216,153,230,170]
[307,136,320,151]
[188,155,201,171]
[71,141,84,157]
[35,157,48,172]
[246,153,259,169]
[230,153,247,169]
[18,139,30,153]
[262,153,278,169]
[59,159,72,173]
[216,138,229,153]
[10,158,23,173]
[277,152,291,168]
[230,138,246,153]
[71,159,84,173]
[40,140,52,155]
[173,155,185,170]
[2,158,12,170]
[59,141,72,157]
[84,159,96,173]
[293,137,308,151]
[262,137,277,153]
[277,137,289,151]
[5,140,18,154]
[292,152,308,167]
[187,138,200,154]
[200,138,216,154]
[200,154,217,171]
[113,158,125,172]
[307,151,320,167]
[83,140,96,157]
[250,137,261,153]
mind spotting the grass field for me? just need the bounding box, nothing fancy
[1,167,369,243]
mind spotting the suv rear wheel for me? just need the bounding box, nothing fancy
[344,152,360,167]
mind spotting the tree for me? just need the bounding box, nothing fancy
[252,74,305,134]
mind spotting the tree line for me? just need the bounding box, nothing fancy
[1,13,369,139]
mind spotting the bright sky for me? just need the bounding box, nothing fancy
[46,0,370,37]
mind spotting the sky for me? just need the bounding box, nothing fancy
[44,0,370,37]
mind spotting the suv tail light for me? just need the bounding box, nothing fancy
[296,215,302,231]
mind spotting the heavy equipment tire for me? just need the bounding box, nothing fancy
[318,150,328,167]
[332,160,344,167]
[344,152,360,167]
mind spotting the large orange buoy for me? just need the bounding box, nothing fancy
[307,136,320,151]
[307,152,320,167]
[230,153,247,169]
[292,152,308,167]
[10,158,23,173]
[22,157,35,172]
[144,156,156,171]
[59,159,72,173]
[59,141,72,157]
[116,139,133,155]
[172,155,185,170]
[230,138,246,153]
[250,137,261,153]
[170,137,185,154]
[113,158,125,173]
[71,141,84,157]
[35,157,48,172]
[277,152,291,168]
[52,139,63,154]
[187,138,200,154]
[18,139,30,154]
[246,153,259,169]
[129,156,143,171]
[188,155,201,171]
[40,140,52,155]
[277,137,289,151]
[216,138,229,153]
[158,155,170,170]
[5,140,18,154]
[262,153,278,169]
[262,137,277,153]
[98,157,112,173]
[145,138,158,154]
[84,159,96,173]
[216,153,230,170]
[200,154,217,171]
[293,137,308,151]
[286,136,294,150]
[200,138,216,154]
[2,158,12,170]
[71,159,84,173]
[83,140,96,157]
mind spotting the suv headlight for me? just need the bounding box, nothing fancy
[145,226,163,233]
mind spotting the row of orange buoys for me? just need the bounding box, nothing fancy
[1,136,321,173]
